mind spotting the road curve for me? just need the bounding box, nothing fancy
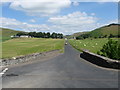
[2,44,118,88]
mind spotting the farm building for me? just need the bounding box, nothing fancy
[11,35,31,38]
[20,35,30,38]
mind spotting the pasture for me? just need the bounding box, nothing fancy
[0,28,21,42]
[69,38,118,54]
[2,38,64,59]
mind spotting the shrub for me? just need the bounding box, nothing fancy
[97,39,120,60]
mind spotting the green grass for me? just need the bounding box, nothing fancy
[69,38,118,54]
[0,28,22,42]
[89,24,119,37]
[2,38,64,59]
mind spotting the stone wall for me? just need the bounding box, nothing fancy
[0,50,60,66]
[80,50,120,69]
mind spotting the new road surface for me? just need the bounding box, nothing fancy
[2,43,118,88]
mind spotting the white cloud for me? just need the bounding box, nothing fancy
[9,0,71,17]
[48,12,98,25]
[48,11,99,34]
[0,11,101,35]
[108,19,118,24]
[29,19,36,23]
[0,17,51,32]
[70,0,118,2]
[91,13,95,16]
[0,16,118,35]
[73,1,79,6]
[1,0,119,2]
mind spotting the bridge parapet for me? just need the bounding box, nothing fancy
[80,50,120,69]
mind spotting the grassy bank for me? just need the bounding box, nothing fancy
[2,38,64,59]
[69,38,118,54]
[0,28,21,42]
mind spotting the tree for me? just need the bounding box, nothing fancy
[108,34,114,38]
[103,35,107,38]
[16,32,27,37]
[16,32,63,39]
[46,32,51,38]
[60,34,63,39]
[51,32,56,38]
[76,36,83,40]
[97,39,120,60]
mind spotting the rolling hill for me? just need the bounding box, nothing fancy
[0,28,22,42]
[68,23,119,39]
[89,23,119,38]
[64,32,89,39]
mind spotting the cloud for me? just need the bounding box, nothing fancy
[0,16,118,35]
[73,1,79,6]
[48,11,99,34]
[1,0,119,2]
[70,0,118,2]
[9,0,71,17]
[108,19,118,24]
[91,13,95,16]
[29,19,36,23]
[1,13,99,35]
[0,17,51,32]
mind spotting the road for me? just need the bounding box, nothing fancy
[2,44,118,88]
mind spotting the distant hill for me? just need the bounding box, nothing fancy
[0,28,22,42]
[65,32,89,39]
[89,23,119,38]
[68,23,119,39]
[72,32,89,37]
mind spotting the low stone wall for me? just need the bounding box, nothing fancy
[0,50,60,66]
[80,50,120,69]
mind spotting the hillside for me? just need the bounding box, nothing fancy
[65,32,89,39]
[72,32,89,37]
[89,23,119,38]
[71,23,119,39]
[0,28,22,42]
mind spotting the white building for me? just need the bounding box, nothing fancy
[20,35,29,38]
[11,35,19,38]
[11,35,31,38]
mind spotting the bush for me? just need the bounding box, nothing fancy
[97,39,120,60]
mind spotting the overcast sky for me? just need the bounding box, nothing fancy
[0,0,118,35]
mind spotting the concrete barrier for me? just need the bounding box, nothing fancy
[80,50,120,69]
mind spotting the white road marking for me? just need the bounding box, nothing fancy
[0,68,8,76]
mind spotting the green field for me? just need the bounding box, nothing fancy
[0,28,21,42]
[2,38,64,59]
[69,38,118,54]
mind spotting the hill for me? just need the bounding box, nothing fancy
[89,23,119,38]
[72,23,120,39]
[0,28,22,42]
[72,32,89,37]
[64,32,89,39]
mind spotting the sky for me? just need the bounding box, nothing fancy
[0,0,118,35]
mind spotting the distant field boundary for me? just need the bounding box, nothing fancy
[80,50,120,69]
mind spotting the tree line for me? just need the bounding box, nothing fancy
[15,32,63,39]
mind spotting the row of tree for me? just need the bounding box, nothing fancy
[76,34,120,40]
[16,32,63,39]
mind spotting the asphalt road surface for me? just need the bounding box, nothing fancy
[2,44,118,88]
